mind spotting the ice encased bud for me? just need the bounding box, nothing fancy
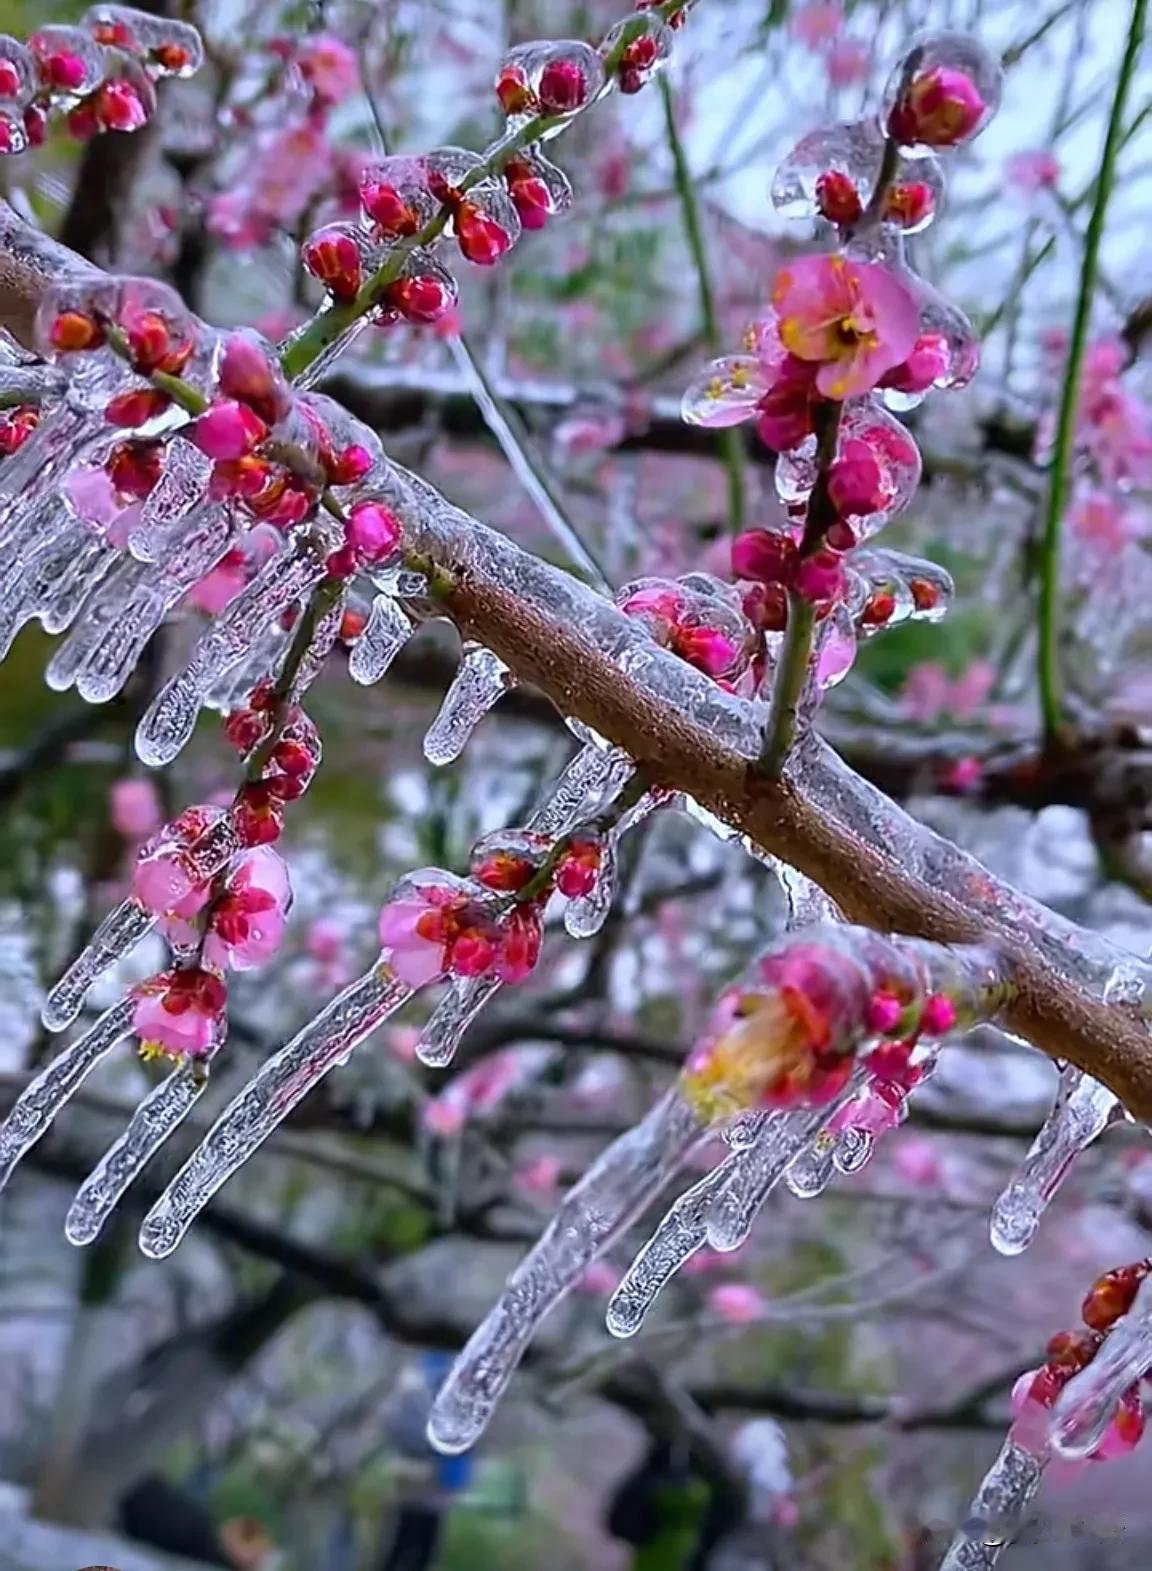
[775,398,921,542]
[84,5,204,77]
[359,155,439,239]
[772,118,944,235]
[496,39,603,123]
[29,25,108,97]
[602,11,673,94]
[884,32,1001,150]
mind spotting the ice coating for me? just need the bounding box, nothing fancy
[0,998,136,1193]
[348,593,414,685]
[416,972,503,1068]
[65,1061,208,1245]
[427,1089,706,1454]
[423,644,510,765]
[139,966,412,1259]
[605,1148,752,1338]
[1050,1277,1152,1459]
[135,526,339,767]
[938,1440,1046,1571]
[42,808,240,1029]
[990,1066,1121,1256]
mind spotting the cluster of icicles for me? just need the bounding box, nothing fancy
[0,4,201,154]
[0,13,1147,1564]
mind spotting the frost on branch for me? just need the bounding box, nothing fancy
[426,922,1011,1454]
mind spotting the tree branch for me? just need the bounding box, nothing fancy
[5,207,1152,1117]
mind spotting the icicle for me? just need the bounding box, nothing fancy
[48,505,234,701]
[606,1156,737,1338]
[135,528,336,767]
[423,644,510,765]
[65,1061,208,1246]
[938,1440,1046,1571]
[0,401,90,539]
[707,1095,857,1251]
[0,998,136,1194]
[783,1126,839,1198]
[416,972,503,1068]
[348,593,414,685]
[832,1124,872,1174]
[427,1089,706,1454]
[38,535,115,635]
[41,900,157,1032]
[0,516,103,658]
[138,966,412,1259]
[127,444,213,561]
[529,743,633,836]
[1051,1277,1152,1459]
[990,1067,1120,1256]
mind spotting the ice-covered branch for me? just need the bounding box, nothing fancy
[0,206,1150,1115]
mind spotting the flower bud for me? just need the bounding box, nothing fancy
[827,437,887,519]
[302,228,363,301]
[815,169,862,226]
[888,64,987,148]
[190,399,268,461]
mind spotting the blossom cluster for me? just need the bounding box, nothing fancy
[679,923,1005,1119]
[0,5,201,153]
[1010,1258,1151,1465]
[683,31,999,702]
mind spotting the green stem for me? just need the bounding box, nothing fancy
[512,768,650,905]
[659,74,744,532]
[1036,0,1147,747]
[754,400,843,778]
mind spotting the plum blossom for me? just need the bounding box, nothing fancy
[709,1283,766,1324]
[131,967,227,1061]
[202,848,292,973]
[110,778,163,841]
[377,881,541,988]
[772,255,919,400]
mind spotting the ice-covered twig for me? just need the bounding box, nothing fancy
[990,1065,1121,1256]
[1051,1274,1152,1459]
[938,1440,1046,1571]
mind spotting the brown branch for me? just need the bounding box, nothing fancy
[5,206,1152,1117]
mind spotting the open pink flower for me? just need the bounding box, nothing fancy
[297,34,359,106]
[772,255,919,400]
[378,882,500,987]
[132,967,227,1061]
[202,847,291,972]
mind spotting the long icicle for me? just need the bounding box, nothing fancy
[0,999,136,1193]
[938,1440,1047,1571]
[427,1089,706,1454]
[65,1061,210,1246]
[138,966,412,1259]
[423,644,510,765]
[990,1066,1120,1256]
[348,593,414,685]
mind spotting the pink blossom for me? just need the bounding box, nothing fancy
[110,778,163,840]
[297,34,359,105]
[772,255,919,400]
[944,756,983,794]
[65,466,124,530]
[814,620,857,687]
[134,850,210,918]
[709,1283,766,1324]
[515,1154,562,1195]
[131,967,227,1061]
[891,1135,942,1188]
[828,438,887,518]
[377,891,455,987]
[202,847,291,972]
[889,66,987,148]
[790,1,843,47]
[1005,149,1060,192]
[826,37,870,88]
[190,400,268,461]
[307,916,346,964]
[553,412,626,457]
[1070,489,1130,555]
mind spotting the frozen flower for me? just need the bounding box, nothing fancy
[203,847,292,972]
[110,778,163,840]
[888,65,987,148]
[378,882,502,987]
[772,255,918,400]
[190,400,268,462]
[132,967,227,1061]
